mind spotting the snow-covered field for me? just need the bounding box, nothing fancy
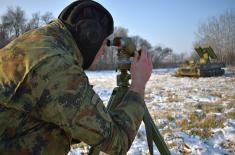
[69,68,235,155]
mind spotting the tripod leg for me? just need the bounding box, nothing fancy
[144,112,154,155]
[144,105,171,155]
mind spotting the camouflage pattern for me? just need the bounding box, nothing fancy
[0,19,145,155]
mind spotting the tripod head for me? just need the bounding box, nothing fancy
[106,37,137,87]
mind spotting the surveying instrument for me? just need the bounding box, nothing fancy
[89,37,171,155]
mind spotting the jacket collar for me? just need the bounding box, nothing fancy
[49,19,84,67]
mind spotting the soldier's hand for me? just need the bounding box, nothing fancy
[129,48,153,96]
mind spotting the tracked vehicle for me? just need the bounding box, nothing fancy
[176,46,225,77]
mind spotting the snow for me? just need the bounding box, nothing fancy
[69,68,235,155]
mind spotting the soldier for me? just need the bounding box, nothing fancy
[0,0,152,154]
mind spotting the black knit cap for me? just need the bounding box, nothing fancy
[58,0,114,69]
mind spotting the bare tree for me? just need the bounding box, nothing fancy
[195,9,235,65]
[151,46,173,68]
[172,52,188,63]
[26,12,41,30]
[0,6,55,48]
[0,24,8,48]
[113,26,128,37]
[41,12,54,24]
[131,35,152,50]
[1,6,26,37]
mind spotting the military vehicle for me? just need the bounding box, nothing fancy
[175,46,225,77]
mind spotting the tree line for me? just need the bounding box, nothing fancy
[1,6,234,70]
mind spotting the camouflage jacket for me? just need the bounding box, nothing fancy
[0,19,145,155]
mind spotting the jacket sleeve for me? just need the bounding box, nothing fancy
[24,55,145,154]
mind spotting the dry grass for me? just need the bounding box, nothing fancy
[167,93,182,102]
[197,116,225,129]
[167,141,178,149]
[210,92,223,98]
[177,112,225,138]
[177,119,189,131]
[220,140,235,154]
[195,102,224,113]
[150,110,177,121]
[226,101,235,109]
[190,128,213,138]
[223,94,235,100]
[226,112,235,119]
[167,115,176,121]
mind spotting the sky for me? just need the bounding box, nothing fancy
[0,0,234,54]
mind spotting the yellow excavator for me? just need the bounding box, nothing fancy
[175,46,225,77]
